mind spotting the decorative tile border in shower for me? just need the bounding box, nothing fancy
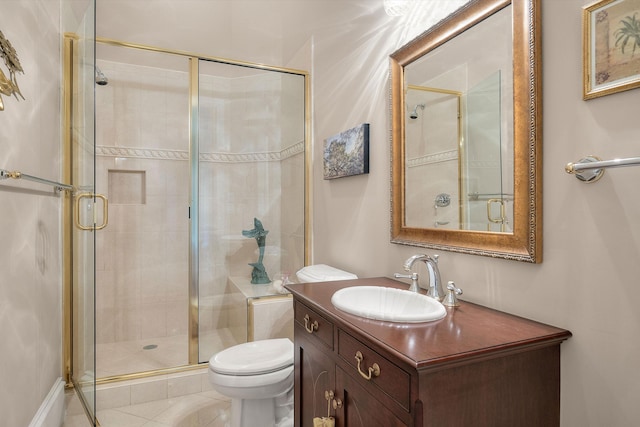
[97,141,304,163]
[407,149,458,168]
[97,146,189,161]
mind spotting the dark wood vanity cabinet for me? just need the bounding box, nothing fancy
[294,303,406,427]
[288,277,572,427]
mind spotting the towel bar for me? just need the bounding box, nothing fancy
[565,156,640,183]
[0,168,73,192]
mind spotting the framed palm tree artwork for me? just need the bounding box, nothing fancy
[583,0,640,99]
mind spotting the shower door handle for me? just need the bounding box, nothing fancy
[74,193,109,231]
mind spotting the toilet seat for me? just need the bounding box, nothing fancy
[209,364,294,390]
[209,338,293,376]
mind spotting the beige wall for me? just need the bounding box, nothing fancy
[0,0,63,425]
[311,1,640,426]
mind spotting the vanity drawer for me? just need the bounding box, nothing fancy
[294,301,333,350]
[338,329,411,412]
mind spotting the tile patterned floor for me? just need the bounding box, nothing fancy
[64,387,231,427]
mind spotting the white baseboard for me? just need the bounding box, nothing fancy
[29,378,65,427]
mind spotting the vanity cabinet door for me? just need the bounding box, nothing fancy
[335,366,408,427]
[295,323,336,427]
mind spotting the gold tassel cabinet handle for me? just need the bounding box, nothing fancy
[354,351,380,380]
[304,314,318,333]
[332,397,343,409]
[313,391,338,427]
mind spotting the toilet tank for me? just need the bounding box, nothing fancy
[296,264,358,283]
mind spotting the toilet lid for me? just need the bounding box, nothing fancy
[296,264,358,282]
[209,338,293,376]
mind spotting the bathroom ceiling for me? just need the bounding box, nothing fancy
[97,0,385,66]
[96,0,469,68]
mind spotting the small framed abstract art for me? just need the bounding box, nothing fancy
[583,0,640,99]
[323,123,370,179]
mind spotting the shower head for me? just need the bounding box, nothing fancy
[409,103,425,119]
[95,67,108,86]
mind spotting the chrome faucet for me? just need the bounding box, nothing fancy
[401,254,445,301]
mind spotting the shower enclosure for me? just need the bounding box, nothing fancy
[92,39,309,380]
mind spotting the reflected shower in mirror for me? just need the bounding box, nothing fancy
[403,3,512,233]
[404,84,461,230]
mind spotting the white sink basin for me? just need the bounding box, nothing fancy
[331,286,447,323]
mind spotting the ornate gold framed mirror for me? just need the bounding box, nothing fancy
[390,0,542,263]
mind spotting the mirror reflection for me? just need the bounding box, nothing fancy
[403,4,512,232]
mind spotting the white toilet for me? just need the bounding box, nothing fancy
[208,265,357,427]
[209,338,295,427]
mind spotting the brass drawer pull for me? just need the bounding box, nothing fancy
[354,351,380,380]
[304,314,318,333]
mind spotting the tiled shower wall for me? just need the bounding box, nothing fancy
[95,58,304,354]
[95,60,191,346]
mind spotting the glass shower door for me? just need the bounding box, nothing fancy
[63,0,97,422]
[70,126,97,423]
[462,71,509,232]
[93,43,191,378]
[196,59,307,363]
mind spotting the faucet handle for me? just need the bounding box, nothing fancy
[394,272,419,292]
[443,281,463,307]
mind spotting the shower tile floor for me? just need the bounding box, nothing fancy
[97,329,238,378]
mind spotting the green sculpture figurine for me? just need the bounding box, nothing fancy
[242,218,271,284]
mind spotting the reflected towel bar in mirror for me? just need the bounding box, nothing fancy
[0,168,73,193]
[565,156,640,183]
